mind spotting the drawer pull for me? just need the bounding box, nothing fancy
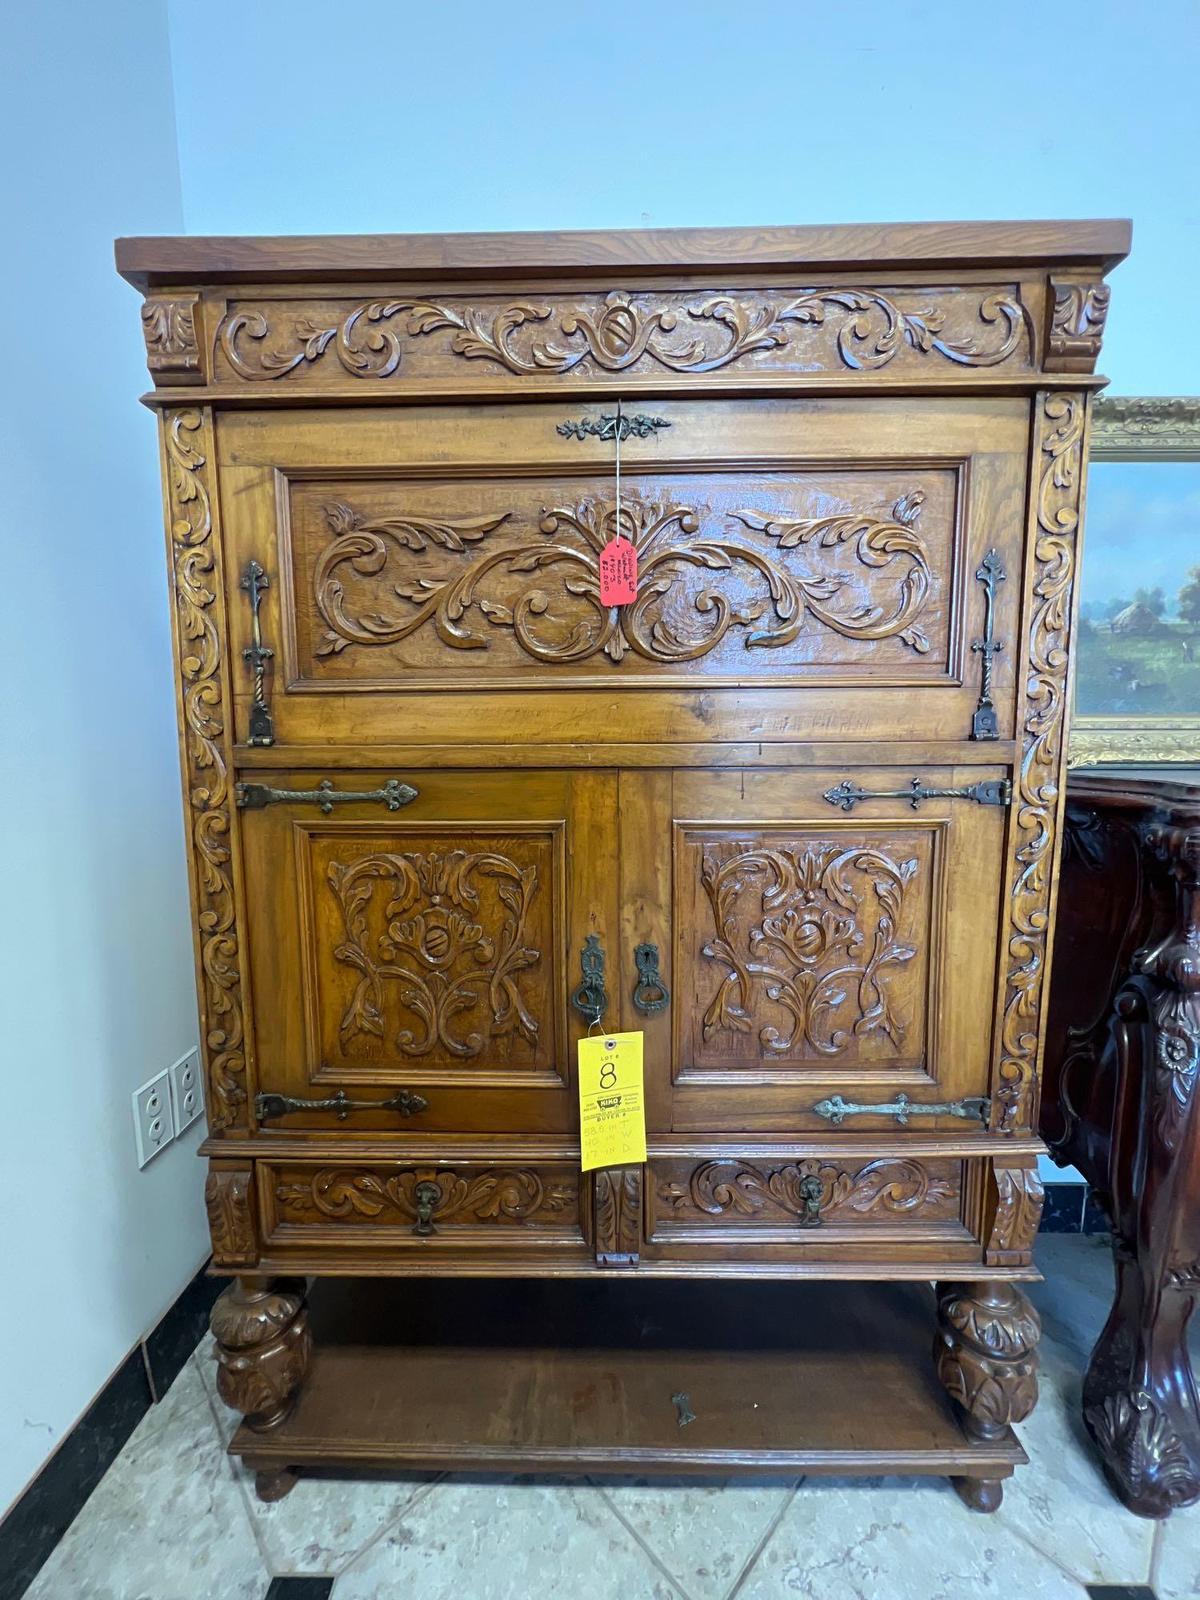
[970,548,1006,741]
[412,1180,440,1236]
[632,943,670,1015]
[672,1392,697,1429]
[797,1173,824,1227]
[255,1088,429,1122]
[571,934,608,1027]
[813,1093,990,1127]
[557,412,671,442]
[240,559,275,747]
[236,778,418,813]
[822,777,1011,813]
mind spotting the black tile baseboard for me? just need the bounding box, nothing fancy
[1039,1183,1086,1233]
[264,1579,336,1600]
[0,1256,214,1600]
[1085,1586,1157,1599]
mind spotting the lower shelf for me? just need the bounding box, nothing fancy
[231,1276,1025,1485]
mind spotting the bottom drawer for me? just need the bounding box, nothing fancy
[259,1159,588,1255]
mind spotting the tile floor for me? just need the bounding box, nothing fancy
[22,1236,1200,1600]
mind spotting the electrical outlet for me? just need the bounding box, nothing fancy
[168,1048,203,1134]
[132,1070,175,1167]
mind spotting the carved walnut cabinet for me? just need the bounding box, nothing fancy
[117,220,1128,1506]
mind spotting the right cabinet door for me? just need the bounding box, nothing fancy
[628,766,1008,1135]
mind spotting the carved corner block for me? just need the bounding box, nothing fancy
[204,1165,258,1267]
[141,294,205,385]
[1045,277,1110,373]
[593,1166,643,1266]
[983,1159,1045,1267]
[934,1280,1041,1440]
[210,1278,310,1431]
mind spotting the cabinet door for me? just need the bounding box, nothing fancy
[624,767,1006,1134]
[241,769,616,1133]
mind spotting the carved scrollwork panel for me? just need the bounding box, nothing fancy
[311,833,558,1077]
[161,410,248,1132]
[271,1165,579,1230]
[993,392,1087,1135]
[215,286,1031,386]
[658,1157,961,1230]
[298,484,943,678]
[683,830,930,1071]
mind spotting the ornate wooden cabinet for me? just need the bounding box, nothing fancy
[117,220,1128,1506]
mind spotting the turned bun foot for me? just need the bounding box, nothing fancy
[952,1474,1003,1512]
[255,1466,299,1503]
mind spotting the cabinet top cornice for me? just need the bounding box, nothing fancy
[116,218,1130,289]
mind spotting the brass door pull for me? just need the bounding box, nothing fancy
[240,559,275,747]
[412,1180,441,1236]
[571,934,607,1026]
[255,1088,429,1122]
[798,1173,824,1227]
[823,777,1011,813]
[970,548,1006,741]
[632,943,670,1015]
[812,1093,990,1126]
[236,778,418,812]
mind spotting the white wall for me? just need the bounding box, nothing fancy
[166,0,1200,394]
[0,2,207,1514]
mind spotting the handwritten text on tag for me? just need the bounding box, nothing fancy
[598,537,638,607]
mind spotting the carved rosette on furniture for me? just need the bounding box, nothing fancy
[992,391,1087,1137]
[1078,818,1200,1517]
[161,410,249,1132]
[934,1280,1041,1511]
[593,1167,643,1265]
[141,294,203,384]
[1045,277,1111,373]
[210,1278,311,1441]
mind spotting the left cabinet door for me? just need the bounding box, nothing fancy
[239,768,616,1133]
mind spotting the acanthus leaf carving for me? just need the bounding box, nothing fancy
[205,1167,257,1265]
[142,294,203,384]
[994,392,1086,1135]
[698,842,920,1060]
[594,1167,642,1264]
[664,1157,957,1222]
[328,848,543,1061]
[1046,278,1111,373]
[274,1167,576,1226]
[218,287,1027,383]
[164,409,247,1131]
[1084,1390,1197,1509]
[312,492,935,668]
[985,1162,1046,1262]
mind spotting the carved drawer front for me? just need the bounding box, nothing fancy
[260,1160,587,1253]
[645,1151,981,1268]
[239,768,617,1134]
[216,396,1025,748]
[623,767,1007,1136]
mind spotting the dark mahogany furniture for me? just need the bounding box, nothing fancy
[116,219,1128,1508]
[1043,766,1200,1517]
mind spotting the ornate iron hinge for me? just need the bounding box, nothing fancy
[240,559,275,747]
[571,934,608,1026]
[255,1088,429,1122]
[235,778,418,813]
[822,776,1011,813]
[812,1093,991,1127]
[557,413,671,442]
[970,548,1006,740]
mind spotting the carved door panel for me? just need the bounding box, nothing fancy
[240,768,616,1133]
[625,767,1007,1134]
[216,397,1026,749]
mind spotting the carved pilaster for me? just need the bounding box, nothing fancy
[210,1278,310,1431]
[983,1160,1045,1267]
[934,1280,1041,1440]
[993,391,1088,1135]
[141,294,204,384]
[161,409,249,1132]
[593,1166,642,1266]
[204,1165,257,1266]
[1045,277,1110,373]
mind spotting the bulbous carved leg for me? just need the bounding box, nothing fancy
[1082,1246,1200,1518]
[210,1276,310,1434]
[934,1279,1041,1511]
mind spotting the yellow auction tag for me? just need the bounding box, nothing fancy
[577,1031,646,1172]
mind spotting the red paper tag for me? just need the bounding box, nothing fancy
[599,536,638,606]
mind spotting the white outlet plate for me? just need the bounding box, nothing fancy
[132,1069,176,1167]
[168,1048,204,1135]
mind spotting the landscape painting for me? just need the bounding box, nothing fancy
[1076,459,1200,718]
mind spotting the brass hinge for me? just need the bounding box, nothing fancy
[255,1088,429,1122]
[823,777,1011,813]
[235,778,418,813]
[813,1093,991,1127]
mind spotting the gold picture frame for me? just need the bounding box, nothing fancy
[1068,396,1200,767]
